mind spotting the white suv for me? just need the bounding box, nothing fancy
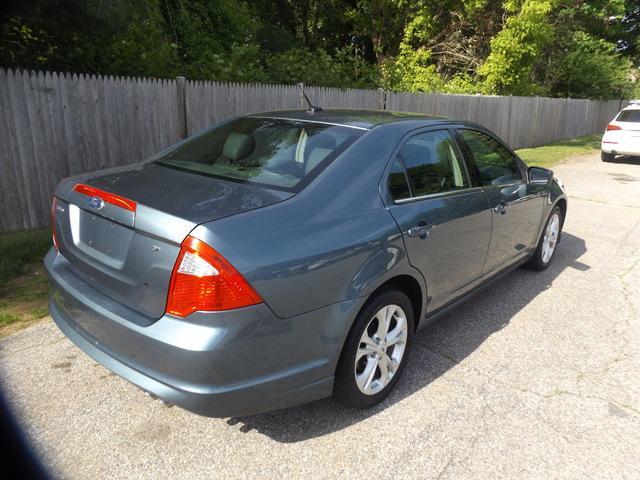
[601,103,640,162]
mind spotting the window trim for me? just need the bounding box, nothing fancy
[394,186,485,204]
[385,127,475,204]
[454,127,527,187]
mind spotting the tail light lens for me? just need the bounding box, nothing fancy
[51,196,59,251]
[606,124,622,131]
[166,236,263,317]
[73,183,137,212]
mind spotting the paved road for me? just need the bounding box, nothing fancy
[2,153,640,479]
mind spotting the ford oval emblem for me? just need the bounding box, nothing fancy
[88,196,105,209]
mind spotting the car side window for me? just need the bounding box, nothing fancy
[396,130,469,198]
[459,129,522,186]
[388,157,411,200]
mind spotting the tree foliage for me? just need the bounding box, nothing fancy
[0,0,637,98]
[479,0,555,95]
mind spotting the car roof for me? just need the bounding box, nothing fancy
[248,108,456,130]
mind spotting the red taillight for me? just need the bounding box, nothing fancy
[165,236,263,317]
[73,183,137,212]
[51,196,59,251]
[606,124,622,131]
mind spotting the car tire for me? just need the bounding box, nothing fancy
[334,289,414,409]
[601,151,615,162]
[526,206,563,271]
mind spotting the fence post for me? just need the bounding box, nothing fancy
[176,75,187,139]
[377,88,386,110]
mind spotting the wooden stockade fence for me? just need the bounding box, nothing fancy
[0,68,623,232]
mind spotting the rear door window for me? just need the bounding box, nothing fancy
[458,129,522,186]
[154,118,363,192]
[395,130,470,198]
[388,157,411,200]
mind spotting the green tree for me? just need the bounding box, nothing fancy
[0,0,637,98]
[547,31,635,99]
[478,0,555,95]
[0,0,178,77]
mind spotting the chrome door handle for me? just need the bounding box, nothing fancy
[494,201,508,215]
[407,222,433,239]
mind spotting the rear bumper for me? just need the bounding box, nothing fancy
[601,145,640,156]
[45,249,362,417]
[601,137,640,156]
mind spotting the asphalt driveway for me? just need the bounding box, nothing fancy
[1,153,639,479]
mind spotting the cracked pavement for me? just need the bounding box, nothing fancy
[1,152,639,479]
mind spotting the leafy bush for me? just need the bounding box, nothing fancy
[266,46,379,88]
[547,31,636,100]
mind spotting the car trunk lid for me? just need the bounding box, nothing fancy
[52,163,292,319]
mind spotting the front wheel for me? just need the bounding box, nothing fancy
[334,289,414,409]
[526,206,563,271]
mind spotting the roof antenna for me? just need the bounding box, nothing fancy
[297,83,323,113]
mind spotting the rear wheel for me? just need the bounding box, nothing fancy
[334,289,414,409]
[526,206,562,271]
[601,151,615,162]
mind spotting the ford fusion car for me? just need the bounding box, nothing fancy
[45,109,566,417]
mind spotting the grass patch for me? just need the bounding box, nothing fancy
[515,134,601,168]
[0,228,52,283]
[0,228,52,336]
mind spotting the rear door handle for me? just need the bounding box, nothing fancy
[407,222,433,239]
[494,201,508,215]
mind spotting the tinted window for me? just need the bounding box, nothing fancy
[154,117,362,191]
[388,157,411,200]
[397,130,469,197]
[617,110,640,122]
[459,129,521,186]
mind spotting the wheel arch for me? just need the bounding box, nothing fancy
[354,273,425,333]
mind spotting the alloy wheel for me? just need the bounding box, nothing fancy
[354,304,408,395]
[542,213,560,263]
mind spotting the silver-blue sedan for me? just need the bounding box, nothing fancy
[46,109,566,416]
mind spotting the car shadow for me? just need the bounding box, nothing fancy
[609,155,640,166]
[228,231,588,443]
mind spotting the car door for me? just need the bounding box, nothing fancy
[456,128,545,276]
[385,128,493,313]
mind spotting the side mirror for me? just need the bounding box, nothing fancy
[528,166,553,186]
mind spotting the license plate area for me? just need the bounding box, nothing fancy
[70,204,134,269]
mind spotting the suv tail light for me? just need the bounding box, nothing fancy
[166,236,262,317]
[606,124,622,131]
[51,196,59,251]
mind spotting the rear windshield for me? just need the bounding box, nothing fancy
[154,117,364,191]
[616,109,640,122]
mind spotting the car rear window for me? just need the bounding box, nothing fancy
[616,110,640,122]
[154,117,364,192]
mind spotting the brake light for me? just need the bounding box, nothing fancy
[166,236,263,317]
[51,196,59,251]
[73,183,137,212]
[606,124,622,131]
